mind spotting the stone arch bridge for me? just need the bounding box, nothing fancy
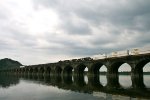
[2,53,150,78]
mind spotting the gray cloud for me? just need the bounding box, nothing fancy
[33,0,150,35]
[61,19,92,35]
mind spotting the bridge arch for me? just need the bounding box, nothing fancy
[108,61,132,76]
[131,59,150,88]
[55,66,62,76]
[74,63,87,76]
[106,61,132,88]
[24,68,28,73]
[29,68,33,73]
[21,68,25,72]
[118,63,132,88]
[143,62,150,88]
[90,62,106,75]
[38,67,45,74]
[99,65,107,86]
[134,59,150,76]
[63,65,73,76]
[33,67,38,74]
[143,62,150,72]
[44,67,51,75]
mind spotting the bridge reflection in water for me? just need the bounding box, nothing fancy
[0,73,150,99]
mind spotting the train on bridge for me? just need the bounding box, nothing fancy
[92,47,150,60]
[60,47,150,62]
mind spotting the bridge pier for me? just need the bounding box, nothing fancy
[73,75,86,87]
[38,67,44,76]
[63,65,73,77]
[62,75,73,85]
[28,68,33,76]
[54,66,62,76]
[53,75,62,85]
[44,67,51,76]
[88,75,103,89]
[32,67,38,76]
[73,64,87,77]
[106,74,121,89]
[131,73,145,89]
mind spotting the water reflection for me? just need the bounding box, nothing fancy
[0,74,150,100]
[144,75,150,88]
[99,75,107,86]
[119,75,132,88]
[0,74,19,88]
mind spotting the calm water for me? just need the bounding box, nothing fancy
[0,74,150,100]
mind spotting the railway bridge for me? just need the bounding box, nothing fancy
[2,52,150,78]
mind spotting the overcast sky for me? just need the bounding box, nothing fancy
[0,0,150,65]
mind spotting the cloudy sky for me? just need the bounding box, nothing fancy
[0,0,150,65]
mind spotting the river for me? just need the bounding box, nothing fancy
[0,74,150,100]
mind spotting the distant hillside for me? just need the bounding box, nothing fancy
[0,58,22,70]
